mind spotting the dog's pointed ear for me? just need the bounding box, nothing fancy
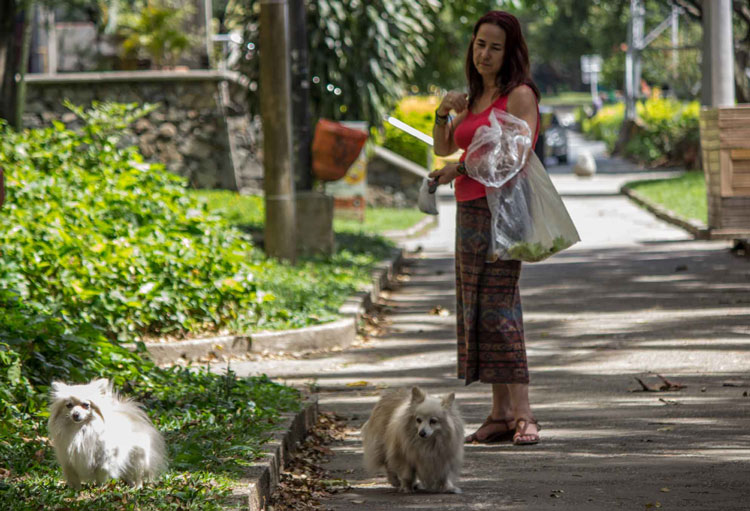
[411,386,426,403]
[441,393,455,408]
[92,378,111,396]
[50,381,67,399]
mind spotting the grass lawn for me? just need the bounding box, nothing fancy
[626,171,707,225]
[540,91,592,107]
[192,190,429,331]
[195,190,428,234]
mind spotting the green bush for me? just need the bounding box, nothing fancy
[630,97,699,166]
[380,97,434,169]
[581,102,624,149]
[0,102,266,342]
[581,97,699,168]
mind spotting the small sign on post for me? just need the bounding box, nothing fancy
[581,54,602,103]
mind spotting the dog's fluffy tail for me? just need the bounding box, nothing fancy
[116,399,168,479]
[360,419,383,474]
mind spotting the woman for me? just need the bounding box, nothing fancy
[428,10,541,446]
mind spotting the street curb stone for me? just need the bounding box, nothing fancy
[138,247,404,364]
[621,183,711,239]
[227,398,319,511]
[382,215,437,240]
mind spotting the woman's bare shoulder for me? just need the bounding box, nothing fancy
[507,84,537,108]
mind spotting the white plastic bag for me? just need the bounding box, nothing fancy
[418,177,439,215]
[464,108,532,188]
[463,109,580,262]
[485,152,580,262]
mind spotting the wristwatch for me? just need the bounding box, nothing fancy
[435,109,450,126]
[456,161,467,175]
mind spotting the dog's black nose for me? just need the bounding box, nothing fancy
[419,430,427,437]
[72,412,81,421]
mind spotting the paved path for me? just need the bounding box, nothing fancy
[232,142,750,510]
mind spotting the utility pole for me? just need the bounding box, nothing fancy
[625,0,644,121]
[289,0,313,191]
[260,0,297,262]
[671,4,679,80]
[708,0,735,107]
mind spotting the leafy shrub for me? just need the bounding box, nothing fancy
[581,97,699,168]
[581,102,624,149]
[0,102,265,341]
[630,97,700,166]
[380,96,437,169]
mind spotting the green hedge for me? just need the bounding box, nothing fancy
[380,97,434,169]
[581,97,700,168]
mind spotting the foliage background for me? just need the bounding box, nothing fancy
[581,96,700,168]
[225,0,440,128]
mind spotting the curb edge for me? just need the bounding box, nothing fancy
[227,398,319,511]
[138,248,405,364]
[620,184,711,240]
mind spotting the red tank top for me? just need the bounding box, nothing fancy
[453,88,539,202]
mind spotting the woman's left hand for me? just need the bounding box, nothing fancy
[428,163,462,185]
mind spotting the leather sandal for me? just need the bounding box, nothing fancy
[513,418,541,445]
[465,416,516,444]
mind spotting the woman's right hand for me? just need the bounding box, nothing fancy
[437,91,468,116]
[429,162,462,185]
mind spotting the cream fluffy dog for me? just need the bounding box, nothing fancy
[48,379,166,489]
[361,386,464,493]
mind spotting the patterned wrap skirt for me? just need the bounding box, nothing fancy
[455,196,529,385]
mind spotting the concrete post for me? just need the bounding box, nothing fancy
[701,0,712,106]
[625,0,644,121]
[46,9,55,74]
[204,0,213,68]
[709,0,735,107]
[260,0,297,262]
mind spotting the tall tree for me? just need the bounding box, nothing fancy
[0,0,24,124]
[225,0,440,127]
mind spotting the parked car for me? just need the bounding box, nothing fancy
[535,105,568,164]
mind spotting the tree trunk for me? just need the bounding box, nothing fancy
[0,0,21,124]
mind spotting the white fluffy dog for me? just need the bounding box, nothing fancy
[361,386,464,494]
[48,378,167,489]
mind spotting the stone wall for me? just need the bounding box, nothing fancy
[23,70,263,191]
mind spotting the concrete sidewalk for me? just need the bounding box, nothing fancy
[232,152,750,510]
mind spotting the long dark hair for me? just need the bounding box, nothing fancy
[465,11,540,109]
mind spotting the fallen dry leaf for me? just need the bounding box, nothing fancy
[633,374,686,392]
[346,381,369,387]
[268,412,351,511]
[658,398,679,406]
[722,381,744,387]
[428,305,450,316]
